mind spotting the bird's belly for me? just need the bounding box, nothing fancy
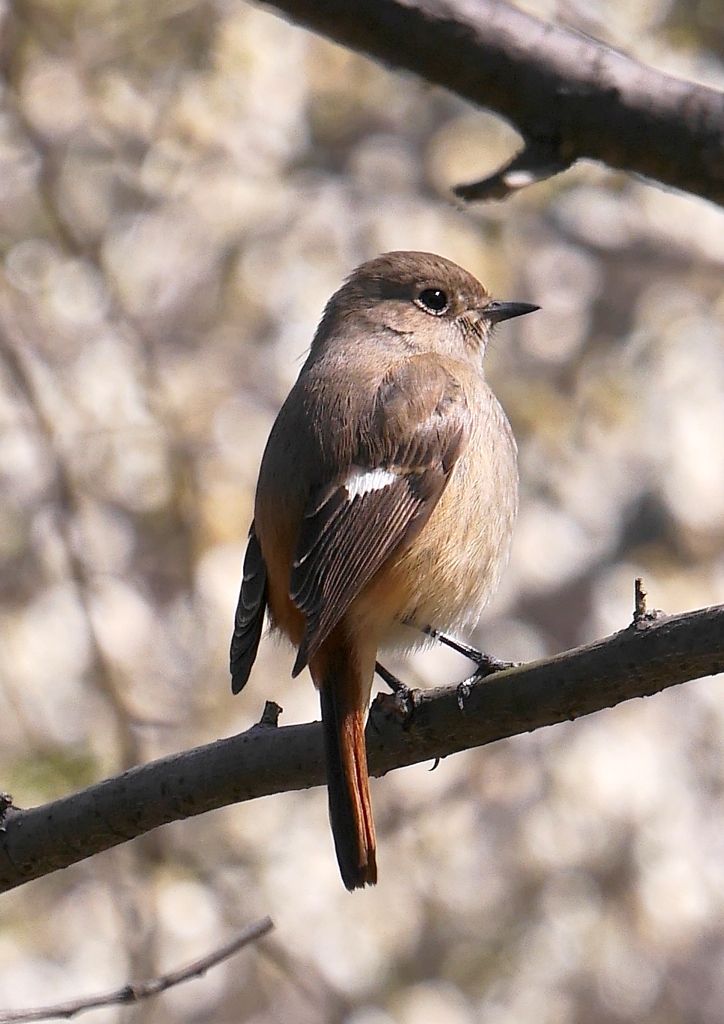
[355,440,517,650]
[378,521,510,647]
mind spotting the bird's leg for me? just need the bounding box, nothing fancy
[422,626,516,678]
[375,661,406,693]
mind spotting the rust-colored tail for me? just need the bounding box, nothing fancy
[315,640,377,890]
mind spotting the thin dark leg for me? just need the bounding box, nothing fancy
[422,626,515,678]
[375,661,406,693]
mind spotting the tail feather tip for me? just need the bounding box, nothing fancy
[340,849,377,891]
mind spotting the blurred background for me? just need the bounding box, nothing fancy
[0,0,723,1021]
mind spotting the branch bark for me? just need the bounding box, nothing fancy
[263,0,724,206]
[1,599,723,894]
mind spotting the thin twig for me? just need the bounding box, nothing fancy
[0,917,274,1023]
[454,141,572,201]
[632,577,666,630]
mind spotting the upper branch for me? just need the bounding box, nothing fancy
[1,598,723,893]
[263,0,724,206]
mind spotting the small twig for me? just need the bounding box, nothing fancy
[454,141,572,202]
[0,917,274,1023]
[632,577,666,630]
[258,700,283,727]
[0,794,12,831]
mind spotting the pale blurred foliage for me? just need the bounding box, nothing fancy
[0,0,723,1021]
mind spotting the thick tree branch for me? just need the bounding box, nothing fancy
[263,0,724,206]
[1,598,723,893]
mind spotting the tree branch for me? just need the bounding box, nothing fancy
[1,595,723,893]
[0,917,274,1023]
[262,0,724,206]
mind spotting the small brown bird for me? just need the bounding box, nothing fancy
[230,251,537,890]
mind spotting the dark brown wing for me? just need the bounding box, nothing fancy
[230,523,267,694]
[290,357,470,676]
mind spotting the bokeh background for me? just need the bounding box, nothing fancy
[0,0,724,1021]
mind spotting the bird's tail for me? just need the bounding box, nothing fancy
[314,636,377,890]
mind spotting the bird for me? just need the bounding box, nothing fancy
[230,250,537,890]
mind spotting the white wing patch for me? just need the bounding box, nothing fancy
[343,466,398,499]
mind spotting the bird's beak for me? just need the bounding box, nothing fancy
[480,300,539,324]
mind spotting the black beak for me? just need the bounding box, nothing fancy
[482,300,539,324]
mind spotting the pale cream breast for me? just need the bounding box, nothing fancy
[354,377,518,649]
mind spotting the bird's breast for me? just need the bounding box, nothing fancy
[356,385,518,647]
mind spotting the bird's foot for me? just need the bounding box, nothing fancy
[375,661,420,722]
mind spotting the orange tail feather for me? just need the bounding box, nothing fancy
[315,638,377,890]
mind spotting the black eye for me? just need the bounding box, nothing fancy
[416,288,449,315]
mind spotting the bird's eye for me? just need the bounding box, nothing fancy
[416,288,449,315]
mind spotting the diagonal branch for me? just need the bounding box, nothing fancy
[262,0,724,206]
[1,594,723,894]
[0,917,274,1023]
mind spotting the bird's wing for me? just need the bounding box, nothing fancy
[290,356,471,675]
[230,523,267,693]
